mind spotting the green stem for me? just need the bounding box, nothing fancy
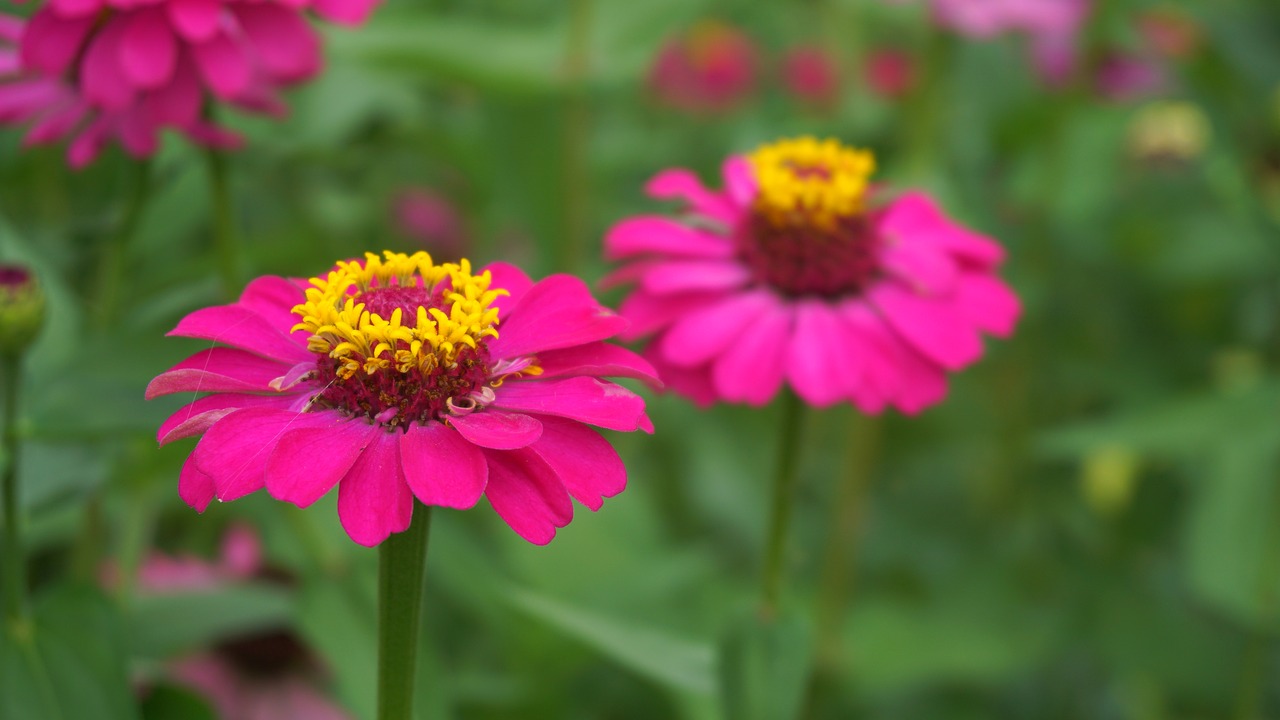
[205,149,240,298]
[2,354,26,626]
[94,160,152,326]
[559,0,591,274]
[759,391,806,620]
[378,502,432,720]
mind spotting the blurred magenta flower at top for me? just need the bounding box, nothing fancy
[604,137,1019,413]
[0,0,378,169]
[929,0,1089,38]
[148,252,655,547]
[648,21,758,115]
[393,187,467,260]
[1095,52,1168,102]
[863,48,917,99]
[781,46,840,110]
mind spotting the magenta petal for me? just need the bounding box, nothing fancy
[310,0,379,25]
[169,304,311,363]
[839,301,945,414]
[178,455,216,512]
[146,347,292,399]
[237,275,306,337]
[722,155,756,208]
[617,289,723,340]
[194,408,337,502]
[785,300,848,408]
[158,392,300,445]
[20,11,95,75]
[640,260,752,296]
[483,447,573,546]
[192,31,251,98]
[869,282,983,370]
[527,417,625,511]
[0,80,65,123]
[143,53,201,126]
[491,377,647,432]
[266,417,380,508]
[490,275,629,359]
[483,261,534,318]
[400,421,487,509]
[880,192,1005,268]
[449,411,542,450]
[644,348,717,407]
[954,273,1020,337]
[121,9,177,89]
[880,241,958,296]
[233,5,321,82]
[79,20,136,110]
[711,300,791,406]
[534,341,662,387]
[658,288,773,368]
[604,217,733,261]
[336,431,414,547]
[644,168,738,226]
[167,0,221,41]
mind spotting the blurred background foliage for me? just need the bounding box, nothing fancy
[1,0,1280,718]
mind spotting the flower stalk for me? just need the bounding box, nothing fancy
[1,354,25,626]
[205,148,241,299]
[759,391,806,620]
[378,502,432,720]
[95,160,152,326]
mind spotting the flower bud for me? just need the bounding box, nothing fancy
[0,265,45,358]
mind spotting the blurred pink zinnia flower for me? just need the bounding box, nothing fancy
[648,21,757,115]
[148,251,654,546]
[0,0,376,168]
[929,0,1088,38]
[392,187,467,259]
[605,137,1019,412]
[863,48,917,99]
[781,46,840,109]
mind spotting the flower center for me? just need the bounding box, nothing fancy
[291,251,510,428]
[738,137,883,298]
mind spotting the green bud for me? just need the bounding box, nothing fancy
[0,265,45,359]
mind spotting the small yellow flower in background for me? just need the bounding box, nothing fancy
[1081,445,1141,516]
[1127,101,1210,163]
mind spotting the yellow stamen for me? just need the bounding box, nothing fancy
[748,136,876,232]
[291,251,508,381]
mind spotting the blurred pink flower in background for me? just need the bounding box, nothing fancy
[605,137,1019,412]
[1095,52,1168,102]
[392,187,467,259]
[0,0,378,168]
[117,524,352,720]
[930,0,1089,38]
[647,21,758,115]
[781,45,840,109]
[863,48,917,98]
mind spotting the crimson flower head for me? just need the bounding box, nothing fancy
[605,137,1020,413]
[781,46,840,110]
[647,21,757,115]
[149,252,655,546]
[0,0,377,168]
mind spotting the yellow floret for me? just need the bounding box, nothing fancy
[748,136,876,232]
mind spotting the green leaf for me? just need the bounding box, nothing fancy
[296,579,378,720]
[127,586,295,659]
[717,610,812,720]
[512,589,716,696]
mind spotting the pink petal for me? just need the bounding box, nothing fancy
[80,20,137,110]
[483,261,534,318]
[142,52,201,126]
[448,411,542,450]
[869,282,983,370]
[400,421,487,509]
[178,454,216,512]
[722,155,756,208]
[47,0,104,18]
[168,304,312,363]
[489,275,629,359]
[604,217,734,261]
[265,416,381,508]
[336,430,414,547]
[644,168,739,226]
[120,8,177,89]
[657,288,773,368]
[527,416,625,511]
[25,99,88,145]
[644,349,717,407]
[118,109,159,159]
[483,447,573,545]
[167,0,221,42]
[711,299,791,406]
[534,342,661,387]
[311,0,379,26]
[233,5,321,82]
[219,524,262,578]
[68,115,111,169]
[954,273,1020,337]
[879,192,1005,268]
[158,393,301,445]
[880,241,958,296]
[236,275,307,338]
[194,408,339,502]
[839,302,945,414]
[491,377,648,433]
[0,80,64,123]
[20,11,95,75]
[146,347,292,399]
[617,289,723,340]
[639,259,752,296]
[0,18,20,43]
[785,300,849,408]
[192,31,251,99]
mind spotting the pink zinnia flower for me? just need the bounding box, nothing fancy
[148,252,654,546]
[781,46,840,110]
[647,21,758,115]
[1095,52,1168,102]
[0,0,376,168]
[929,0,1088,39]
[604,137,1020,413]
[392,187,467,259]
[863,48,916,99]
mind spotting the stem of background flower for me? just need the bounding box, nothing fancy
[1,355,27,626]
[94,160,152,326]
[205,149,241,299]
[901,32,952,182]
[759,391,807,620]
[558,0,591,275]
[378,502,432,720]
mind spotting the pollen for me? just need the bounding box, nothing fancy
[748,136,876,232]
